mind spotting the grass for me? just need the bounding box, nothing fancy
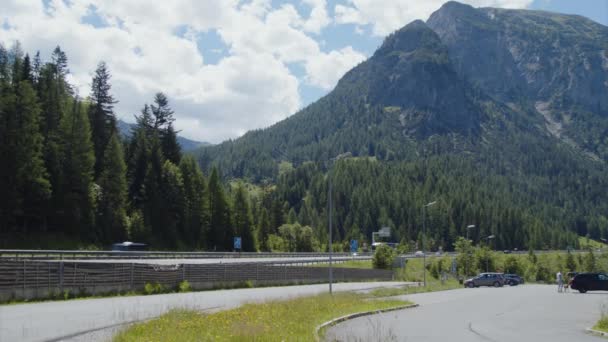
[367,279,461,298]
[579,236,605,250]
[594,316,608,333]
[113,292,410,342]
[309,259,373,269]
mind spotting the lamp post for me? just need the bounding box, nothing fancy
[465,225,475,277]
[328,152,351,295]
[484,235,495,272]
[422,201,437,287]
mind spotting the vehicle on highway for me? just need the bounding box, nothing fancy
[414,251,424,257]
[111,241,147,251]
[569,272,608,293]
[464,273,505,288]
[503,249,512,254]
[503,273,524,286]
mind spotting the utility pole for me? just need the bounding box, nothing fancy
[423,201,437,287]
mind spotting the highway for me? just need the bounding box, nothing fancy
[327,284,606,342]
[0,281,409,342]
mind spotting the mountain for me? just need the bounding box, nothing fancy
[117,119,210,151]
[197,2,608,179]
[192,2,608,248]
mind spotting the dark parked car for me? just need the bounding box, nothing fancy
[464,273,505,288]
[569,273,608,293]
[503,274,524,286]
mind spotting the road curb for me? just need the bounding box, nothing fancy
[314,303,419,342]
[587,327,608,338]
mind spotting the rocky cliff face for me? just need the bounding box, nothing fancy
[336,19,479,137]
[427,1,608,115]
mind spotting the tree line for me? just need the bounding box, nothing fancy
[0,42,259,251]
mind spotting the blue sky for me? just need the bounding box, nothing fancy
[1,0,606,143]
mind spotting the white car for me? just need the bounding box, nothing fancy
[414,251,425,257]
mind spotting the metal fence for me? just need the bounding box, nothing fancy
[0,259,392,301]
[0,249,372,260]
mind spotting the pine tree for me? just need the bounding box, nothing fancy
[162,123,181,164]
[158,160,185,247]
[151,92,174,130]
[232,183,256,251]
[257,208,271,251]
[59,99,95,239]
[21,54,32,84]
[9,42,23,86]
[127,105,153,208]
[38,46,72,231]
[89,61,117,178]
[0,81,51,232]
[179,156,210,248]
[150,93,181,163]
[208,168,233,250]
[97,133,128,243]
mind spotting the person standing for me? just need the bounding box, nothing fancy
[556,271,564,293]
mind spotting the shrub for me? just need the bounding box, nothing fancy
[178,280,192,293]
[373,245,395,269]
[144,282,155,295]
[144,282,166,295]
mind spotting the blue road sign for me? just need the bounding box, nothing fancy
[350,239,358,252]
[234,237,242,250]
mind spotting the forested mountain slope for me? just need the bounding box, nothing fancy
[193,2,608,250]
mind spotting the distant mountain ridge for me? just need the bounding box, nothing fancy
[117,119,210,151]
[196,1,608,180]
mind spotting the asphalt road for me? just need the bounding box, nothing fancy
[326,284,606,342]
[0,281,408,342]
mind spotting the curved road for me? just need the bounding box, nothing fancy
[0,281,407,342]
[327,285,606,341]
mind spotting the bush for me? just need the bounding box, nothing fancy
[178,280,192,293]
[373,245,395,269]
[144,282,166,295]
[503,256,522,274]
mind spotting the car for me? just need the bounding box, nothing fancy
[569,273,608,293]
[464,273,506,288]
[414,251,425,257]
[503,249,512,254]
[503,273,524,286]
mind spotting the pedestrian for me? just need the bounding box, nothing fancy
[556,271,563,293]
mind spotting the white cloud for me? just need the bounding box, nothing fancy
[334,0,534,36]
[305,47,366,90]
[0,0,364,143]
[0,0,535,143]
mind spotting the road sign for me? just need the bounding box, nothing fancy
[378,227,391,237]
[350,239,358,252]
[234,237,242,250]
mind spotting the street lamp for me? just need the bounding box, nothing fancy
[484,235,495,272]
[328,152,351,295]
[465,225,475,276]
[422,201,437,287]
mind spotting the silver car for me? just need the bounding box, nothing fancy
[464,273,505,288]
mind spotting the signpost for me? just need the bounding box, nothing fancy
[372,227,391,248]
[350,240,358,253]
[234,237,242,251]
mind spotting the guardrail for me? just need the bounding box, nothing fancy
[0,250,372,260]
